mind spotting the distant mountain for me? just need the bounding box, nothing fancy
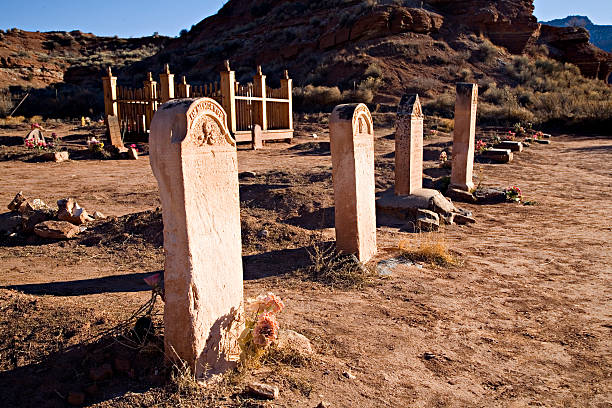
[542,16,612,52]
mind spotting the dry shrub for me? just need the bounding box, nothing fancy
[0,115,26,125]
[262,344,311,368]
[301,242,376,289]
[294,85,343,110]
[424,93,455,118]
[398,233,457,267]
[433,117,454,132]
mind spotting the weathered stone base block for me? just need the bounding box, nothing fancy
[41,152,69,162]
[150,98,243,378]
[483,148,513,163]
[376,188,470,228]
[495,141,523,152]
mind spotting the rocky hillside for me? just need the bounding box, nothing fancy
[1,0,610,118]
[543,16,612,52]
[0,29,168,90]
[124,0,611,101]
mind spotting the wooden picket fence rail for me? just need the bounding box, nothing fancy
[102,62,293,143]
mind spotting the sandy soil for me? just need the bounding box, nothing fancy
[0,121,610,407]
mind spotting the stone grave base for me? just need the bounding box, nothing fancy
[495,141,523,152]
[376,188,474,231]
[41,151,69,162]
[482,148,513,163]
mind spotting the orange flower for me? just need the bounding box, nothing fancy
[252,312,279,347]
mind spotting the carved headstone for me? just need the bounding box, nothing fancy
[25,128,45,145]
[395,94,424,196]
[451,83,478,191]
[106,115,124,149]
[330,103,377,263]
[149,98,243,377]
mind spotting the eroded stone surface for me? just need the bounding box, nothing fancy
[149,97,243,378]
[34,220,80,239]
[330,103,377,263]
[252,124,263,150]
[395,94,424,195]
[451,83,478,191]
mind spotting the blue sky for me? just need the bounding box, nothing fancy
[0,0,610,38]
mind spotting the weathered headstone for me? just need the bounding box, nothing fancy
[252,124,263,150]
[450,83,478,191]
[395,94,424,196]
[25,128,45,145]
[330,103,377,263]
[149,98,243,377]
[106,115,124,149]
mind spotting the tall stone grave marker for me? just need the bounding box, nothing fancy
[330,103,377,263]
[149,98,243,377]
[395,94,424,196]
[451,83,478,191]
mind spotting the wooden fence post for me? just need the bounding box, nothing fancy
[143,72,158,130]
[220,60,237,134]
[280,70,293,130]
[178,76,191,98]
[252,65,267,131]
[159,64,175,103]
[102,67,118,117]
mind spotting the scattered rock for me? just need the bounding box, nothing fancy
[342,370,356,380]
[473,187,506,204]
[22,210,53,233]
[8,191,27,212]
[416,215,439,232]
[34,220,80,239]
[93,211,106,220]
[246,382,279,399]
[445,187,476,203]
[454,213,476,225]
[257,229,269,238]
[423,352,436,360]
[316,402,331,408]
[89,363,113,382]
[67,391,85,406]
[277,329,314,356]
[239,171,257,179]
[57,198,94,225]
[127,147,139,160]
[41,151,69,162]
[18,198,52,216]
[0,212,22,234]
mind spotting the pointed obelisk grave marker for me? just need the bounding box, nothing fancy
[451,83,478,191]
[149,98,243,378]
[395,94,424,196]
[330,103,377,263]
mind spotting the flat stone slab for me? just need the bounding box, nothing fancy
[376,188,456,220]
[495,141,523,152]
[535,139,551,145]
[482,148,513,163]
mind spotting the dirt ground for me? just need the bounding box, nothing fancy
[0,119,610,407]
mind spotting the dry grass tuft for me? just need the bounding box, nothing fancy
[301,242,376,289]
[262,344,311,368]
[398,233,458,267]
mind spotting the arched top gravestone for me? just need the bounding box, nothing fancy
[395,94,424,196]
[330,103,377,263]
[149,98,243,378]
